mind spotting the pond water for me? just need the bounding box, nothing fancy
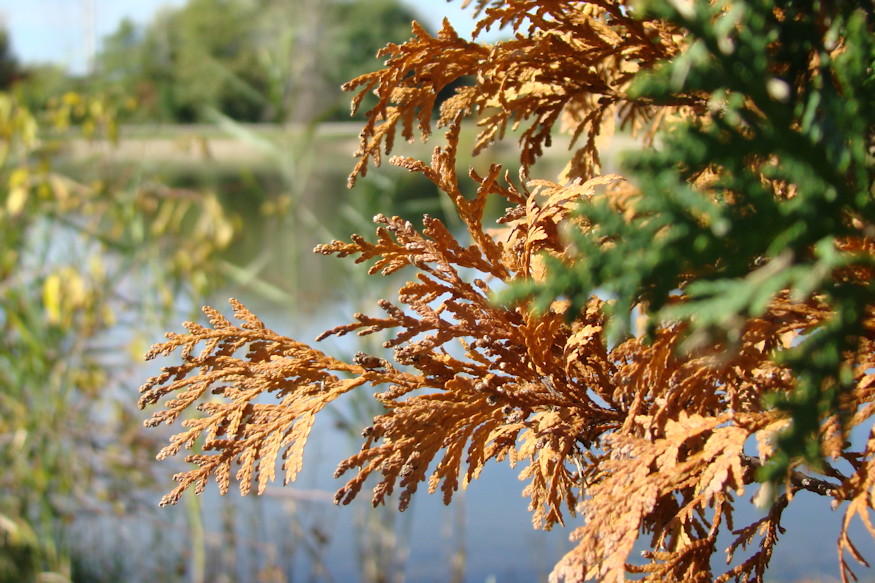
[65,126,875,583]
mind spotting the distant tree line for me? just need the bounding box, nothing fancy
[98,0,424,123]
[5,0,424,124]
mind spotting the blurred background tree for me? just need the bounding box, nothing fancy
[93,0,422,123]
[0,28,22,90]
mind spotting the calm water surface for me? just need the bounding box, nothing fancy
[68,128,875,583]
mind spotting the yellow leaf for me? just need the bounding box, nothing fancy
[42,273,62,325]
[64,267,87,306]
[6,187,27,215]
[62,91,80,106]
[8,167,28,188]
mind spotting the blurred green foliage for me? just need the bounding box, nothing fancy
[503,1,875,478]
[0,92,235,582]
[94,0,422,123]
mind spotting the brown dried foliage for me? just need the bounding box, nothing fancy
[139,2,875,582]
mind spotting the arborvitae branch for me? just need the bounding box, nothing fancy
[139,3,875,582]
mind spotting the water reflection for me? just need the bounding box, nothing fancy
[66,125,874,583]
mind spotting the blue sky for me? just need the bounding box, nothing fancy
[0,0,486,74]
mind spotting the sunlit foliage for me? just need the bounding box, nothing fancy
[0,92,234,581]
[139,2,875,581]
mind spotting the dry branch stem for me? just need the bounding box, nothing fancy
[740,454,837,497]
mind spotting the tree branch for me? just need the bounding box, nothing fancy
[740,454,837,496]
